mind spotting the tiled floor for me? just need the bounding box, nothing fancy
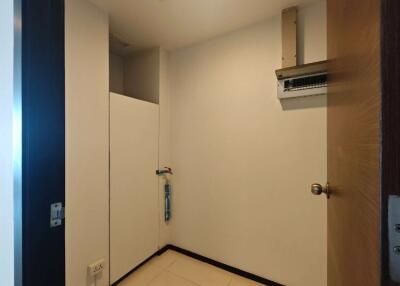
[118,250,265,286]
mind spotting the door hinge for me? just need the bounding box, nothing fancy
[50,202,65,228]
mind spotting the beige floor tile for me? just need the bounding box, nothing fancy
[148,271,199,286]
[147,250,182,269]
[228,275,265,286]
[167,256,232,286]
[118,263,163,286]
[117,251,263,286]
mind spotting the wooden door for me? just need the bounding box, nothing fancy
[327,0,381,285]
[110,93,159,284]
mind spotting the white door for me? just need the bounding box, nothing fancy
[110,93,159,283]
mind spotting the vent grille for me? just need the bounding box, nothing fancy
[283,74,327,91]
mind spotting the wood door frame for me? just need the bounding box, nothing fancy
[381,0,400,285]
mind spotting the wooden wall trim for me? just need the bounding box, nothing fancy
[281,7,297,68]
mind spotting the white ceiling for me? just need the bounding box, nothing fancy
[90,0,318,52]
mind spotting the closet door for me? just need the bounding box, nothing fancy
[327,0,381,285]
[110,93,159,283]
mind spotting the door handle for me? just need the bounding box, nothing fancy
[311,183,330,199]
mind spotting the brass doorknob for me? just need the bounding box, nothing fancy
[311,183,330,199]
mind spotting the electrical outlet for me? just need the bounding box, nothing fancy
[88,259,105,277]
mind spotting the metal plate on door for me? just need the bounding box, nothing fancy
[50,202,64,228]
[389,195,400,282]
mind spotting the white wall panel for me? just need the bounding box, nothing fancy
[65,0,109,285]
[110,93,159,283]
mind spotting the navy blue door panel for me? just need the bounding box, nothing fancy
[22,0,65,285]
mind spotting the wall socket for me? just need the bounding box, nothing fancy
[88,259,105,277]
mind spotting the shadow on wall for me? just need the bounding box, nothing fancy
[280,95,326,111]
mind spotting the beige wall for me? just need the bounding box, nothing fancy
[168,1,327,286]
[298,1,327,65]
[65,0,110,285]
[158,48,173,246]
[124,48,160,104]
[109,52,124,94]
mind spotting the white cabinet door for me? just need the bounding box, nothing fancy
[110,93,159,283]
